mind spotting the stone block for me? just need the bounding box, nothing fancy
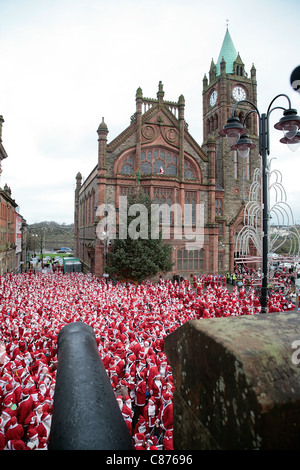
[164,312,300,450]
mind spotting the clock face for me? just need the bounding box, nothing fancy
[210,90,218,107]
[232,86,246,101]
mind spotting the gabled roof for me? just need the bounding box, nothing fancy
[107,84,208,161]
[216,28,238,76]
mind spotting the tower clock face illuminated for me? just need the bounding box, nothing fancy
[210,90,218,107]
[232,86,246,101]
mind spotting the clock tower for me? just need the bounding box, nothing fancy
[202,27,260,271]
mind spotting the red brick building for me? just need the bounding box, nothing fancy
[74,29,259,278]
[0,116,26,274]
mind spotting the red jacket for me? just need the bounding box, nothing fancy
[17,395,33,424]
[159,401,173,431]
[5,420,24,444]
[135,379,146,406]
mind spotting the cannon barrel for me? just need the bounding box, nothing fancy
[48,322,134,450]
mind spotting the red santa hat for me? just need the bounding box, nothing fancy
[127,353,136,363]
[2,396,14,408]
[9,416,18,427]
[5,382,13,392]
[162,391,172,403]
[134,432,145,444]
[42,412,50,421]
[11,440,25,450]
[27,427,39,439]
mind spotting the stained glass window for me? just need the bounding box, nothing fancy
[141,149,178,176]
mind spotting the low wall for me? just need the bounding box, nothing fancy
[164,312,300,450]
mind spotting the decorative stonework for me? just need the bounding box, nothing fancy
[141,125,157,142]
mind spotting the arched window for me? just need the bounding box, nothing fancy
[206,119,210,135]
[213,113,218,130]
[141,148,178,176]
[121,154,134,175]
[184,160,195,180]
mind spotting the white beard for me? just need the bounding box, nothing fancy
[148,404,156,417]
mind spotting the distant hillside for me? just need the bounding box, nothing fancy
[28,221,74,252]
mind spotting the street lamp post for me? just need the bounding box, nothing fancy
[219,95,300,313]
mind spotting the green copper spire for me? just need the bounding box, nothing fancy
[216,27,238,76]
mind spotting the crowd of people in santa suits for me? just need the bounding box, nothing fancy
[0,271,295,450]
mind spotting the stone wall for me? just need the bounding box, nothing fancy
[164,312,300,450]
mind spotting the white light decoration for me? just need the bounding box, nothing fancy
[235,159,300,259]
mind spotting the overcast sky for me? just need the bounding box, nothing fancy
[0,0,299,225]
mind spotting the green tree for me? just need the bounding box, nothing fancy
[107,187,173,283]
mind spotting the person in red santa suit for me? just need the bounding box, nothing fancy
[140,339,154,359]
[158,391,173,433]
[49,381,55,402]
[12,379,22,405]
[116,395,133,435]
[4,416,24,444]
[109,367,119,390]
[24,411,38,439]
[17,388,34,425]
[143,396,157,430]
[134,432,146,450]
[133,414,149,437]
[125,373,135,407]
[162,429,174,450]
[116,395,124,411]
[124,395,133,416]
[122,404,133,435]
[124,353,136,378]
[37,412,52,441]
[136,357,147,378]
[2,381,15,404]
[0,417,5,450]
[114,355,125,380]
[134,372,147,419]
[25,427,40,450]
[38,381,50,402]
[130,339,142,360]
[146,356,159,390]
[2,396,18,419]
[149,373,164,406]
[23,374,37,393]
[158,358,171,381]
[38,365,51,384]
[5,439,25,450]
[0,410,11,433]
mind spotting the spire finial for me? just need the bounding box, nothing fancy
[226,18,229,29]
[157,81,165,102]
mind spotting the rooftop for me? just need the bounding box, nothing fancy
[216,28,238,75]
